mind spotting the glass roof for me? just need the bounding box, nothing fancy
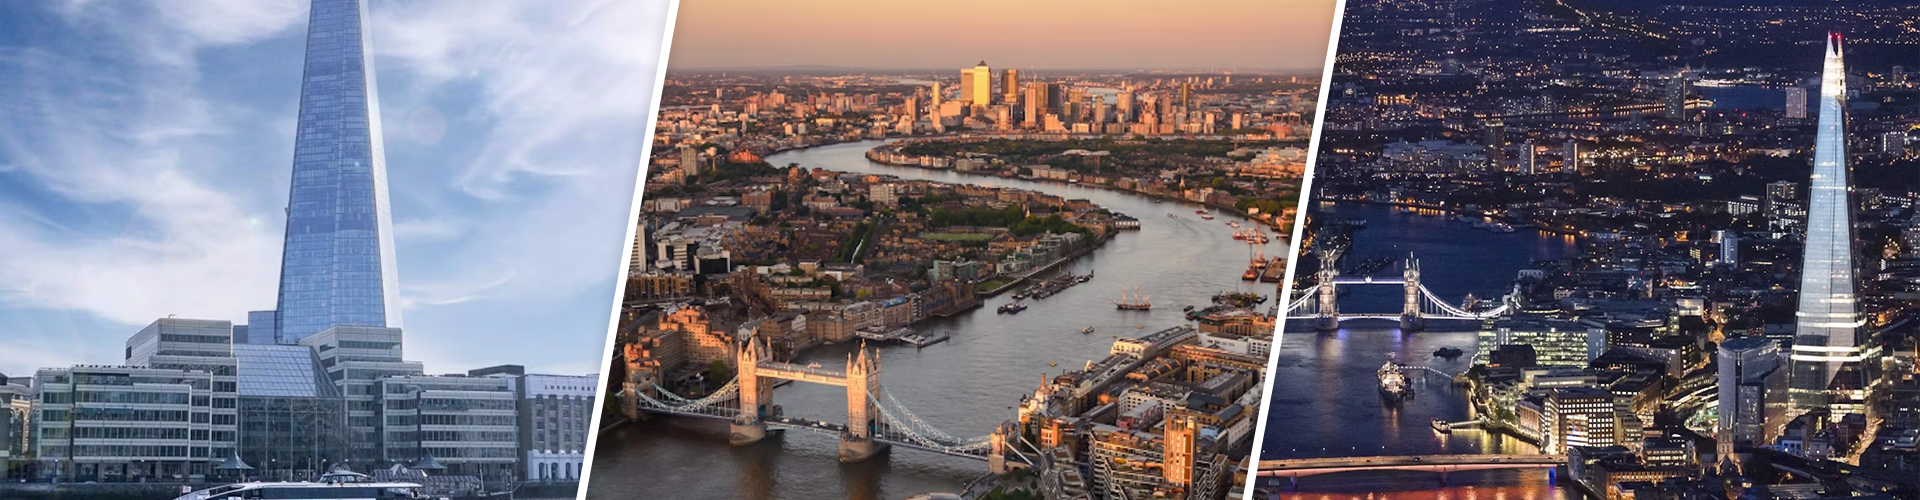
[233,344,340,398]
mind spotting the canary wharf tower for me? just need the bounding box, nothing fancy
[274,0,403,344]
[1788,34,1865,411]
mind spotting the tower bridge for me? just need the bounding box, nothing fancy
[1284,253,1512,331]
[622,335,1027,470]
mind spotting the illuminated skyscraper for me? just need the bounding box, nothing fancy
[1789,34,1865,411]
[275,0,402,344]
[1665,71,1691,120]
[961,61,993,106]
[1785,87,1809,120]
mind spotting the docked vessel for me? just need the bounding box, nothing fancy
[1487,222,1516,233]
[174,482,432,500]
[1114,285,1152,311]
[1378,356,1411,403]
[901,330,949,347]
[1259,257,1287,282]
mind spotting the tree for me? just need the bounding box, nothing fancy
[705,360,733,388]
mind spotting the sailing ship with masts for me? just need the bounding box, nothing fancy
[1114,285,1152,310]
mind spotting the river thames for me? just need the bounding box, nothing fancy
[589,140,1288,500]
[1260,202,1581,499]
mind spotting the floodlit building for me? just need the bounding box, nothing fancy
[1789,35,1869,412]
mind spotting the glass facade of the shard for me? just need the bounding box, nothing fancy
[1788,35,1864,410]
[275,0,402,344]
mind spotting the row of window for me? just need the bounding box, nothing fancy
[32,426,231,443]
[338,340,398,350]
[417,446,518,459]
[386,430,517,443]
[69,445,195,458]
[159,334,231,344]
[76,391,190,405]
[420,414,516,426]
[43,409,187,423]
[71,427,189,440]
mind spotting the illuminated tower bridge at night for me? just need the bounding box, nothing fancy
[1283,253,1514,331]
[621,335,1035,472]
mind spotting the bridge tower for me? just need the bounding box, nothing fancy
[839,345,889,462]
[1315,250,1339,331]
[731,336,772,446]
[988,420,1015,474]
[1401,255,1424,331]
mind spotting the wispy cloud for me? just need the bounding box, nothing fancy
[370,0,662,300]
[0,0,667,377]
[0,2,296,328]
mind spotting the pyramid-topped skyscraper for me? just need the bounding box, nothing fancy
[1788,33,1864,411]
[273,0,402,344]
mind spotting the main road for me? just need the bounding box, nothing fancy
[589,139,1285,500]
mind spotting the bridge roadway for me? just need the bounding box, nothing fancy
[755,361,852,386]
[1256,454,1565,478]
[643,407,991,461]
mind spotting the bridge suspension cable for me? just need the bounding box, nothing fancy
[869,390,992,454]
[634,380,741,415]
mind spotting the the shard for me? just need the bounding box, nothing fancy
[1787,33,1863,411]
[274,0,402,344]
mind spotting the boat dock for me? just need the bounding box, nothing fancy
[853,326,950,347]
[1260,257,1286,282]
[855,326,915,343]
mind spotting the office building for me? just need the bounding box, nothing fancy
[1545,387,1635,453]
[1481,315,1606,367]
[299,326,424,463]
[2,374,28,479]
[1085,419,1226,500]
[29,366,231,482]
[1002,69,1020,107]
[1563,140,1581,173]
[237,310,280,346]
[374,375,518,479]
[1784,86,1808,119]
[1664,72,1690,120]
[476,369,598,482]
[1789,36,1866,411]
[961,61,993,106]
[1716,230,1738,266]
[1717,337,1788,447]
[275,0,403,345]
[628,220,649,275]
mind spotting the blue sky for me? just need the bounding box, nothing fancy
[0,0,668,377]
